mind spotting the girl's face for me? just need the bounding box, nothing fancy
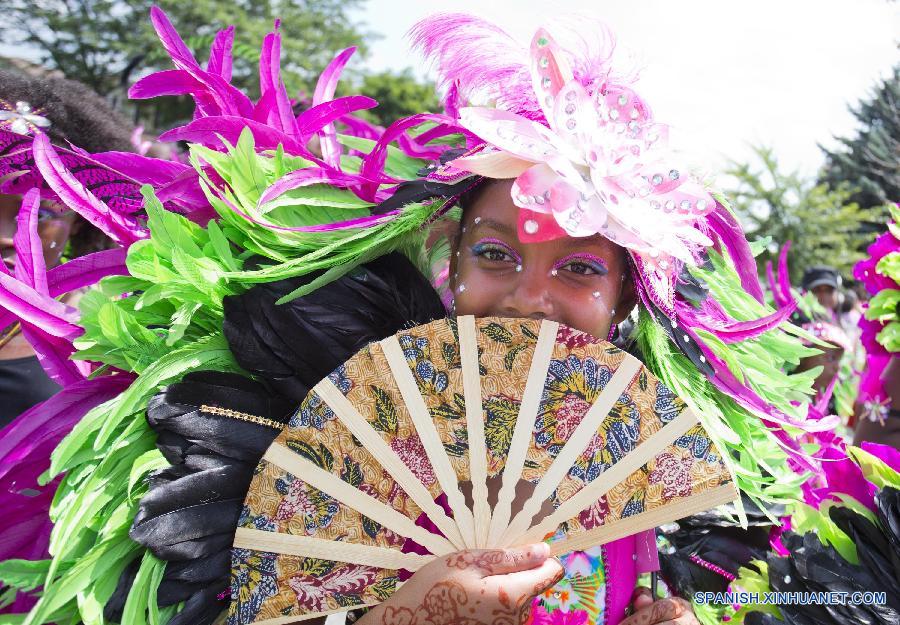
[450,180,636,338]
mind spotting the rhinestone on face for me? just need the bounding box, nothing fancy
[669,169,680,180]
[458,284,466,293]
[566,119,576,130]
[551,269,559,277]
[652,174,663,185]
[680,200,692,211]
[617,94,628,106]
[515,265,522,273]
[524,219,539,234]
[473,217,481,225]
[565,103,576,114]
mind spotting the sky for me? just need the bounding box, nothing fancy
[352,0,899,180]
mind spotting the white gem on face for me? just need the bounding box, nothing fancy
[458,284,466,293]
[524,219,539,234]
[592,291,601,298]
[550,269,559,277]
[473,217,481,224]
[515,265,522,272]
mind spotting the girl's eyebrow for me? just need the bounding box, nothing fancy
[470,217,514,236]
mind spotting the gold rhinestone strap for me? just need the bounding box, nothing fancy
[199,404,284,430]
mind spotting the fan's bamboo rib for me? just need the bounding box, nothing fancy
[314,378,466,549]
[263,443,455,556]
[380,335,478,550]
[548,483,739,556]
[234,527,434,571]
[486,319,559,548]
[513,407,701,545]
[250,603,377,624]
[459,315,491,548]
[499,355,643,547]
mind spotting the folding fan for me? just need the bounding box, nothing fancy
[230,316,737,624]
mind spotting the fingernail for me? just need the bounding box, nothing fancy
[531,542,550,558]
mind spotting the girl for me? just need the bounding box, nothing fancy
[0,10,818,625]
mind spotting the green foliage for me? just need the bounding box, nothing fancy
[820,66,900,209]
[725,145,887,283]
[1,0,371,129]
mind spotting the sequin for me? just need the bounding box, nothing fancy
[537,36,549,46]
[539,56,549,68]
[650,201,661,210]
[542,76,552,89]
[609,109,620,120]
[617,94,628,106]
[566,119,576,130]
[518,195,530,204]
[680,200,691,211]
[696,199,708,211]
[669,169,680,180]
[565,103,576,114]
[535,195,546,205]
[630,108,639,119]
[565,90,576,101]
[664,200,675,212]
[524,219,539,234]
[651,174,663,185]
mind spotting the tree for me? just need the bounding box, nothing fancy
[726,145,886,283]
[0,0,372,128]
[819,66,899,208]
[352,69,441,128]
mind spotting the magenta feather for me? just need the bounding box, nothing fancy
[32,134,147,245]
[0,375,133,563]
[46,248,129,297]
[258,28,300,138]
[0,271,80,338]
[257,169,376,207]
[313,47,357,167]
[707,204,765,304]
[128,70,202,99]
[207,25,235,80]
[297,96,378,139]
[158,115,307,155]
[20,323,86,386]
[13,190,47,294]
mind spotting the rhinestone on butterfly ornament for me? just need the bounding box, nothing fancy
[449,28,717,312]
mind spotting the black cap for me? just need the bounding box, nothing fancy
[801,266,841,291]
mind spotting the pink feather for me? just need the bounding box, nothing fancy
[13,189,47,294]
[207,25,235,80]
[313,47,357,167]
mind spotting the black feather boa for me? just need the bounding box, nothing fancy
[105,253,447,624]
[741,486,900,625]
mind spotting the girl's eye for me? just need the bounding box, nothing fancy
[559,256,609,277]
[471,241,519,264]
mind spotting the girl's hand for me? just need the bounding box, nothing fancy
[620,587,700,625]
[358,543,564,625]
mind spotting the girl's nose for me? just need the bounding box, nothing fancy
[496,265,555,320]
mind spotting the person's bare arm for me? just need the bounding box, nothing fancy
[855,357,900,448]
